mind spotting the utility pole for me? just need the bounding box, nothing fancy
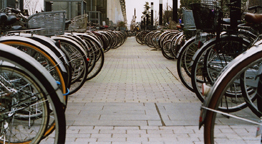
[144,16,146,30]
[173,0,177,22]
[146,10,149,29]
[159,0,163,25]
[151,2,154,26]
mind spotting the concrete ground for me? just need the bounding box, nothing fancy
[42,37,260,144]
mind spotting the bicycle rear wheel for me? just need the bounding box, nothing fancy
[0,65,49,144]
[177,36,200,91]
[161,40,175,60]
[191,36,250,104]
[52,36,88,95]
[0,44,66,144]
[202,44,262,144]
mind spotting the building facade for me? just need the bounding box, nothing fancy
[0,0,126,26]
[44,0,126,26]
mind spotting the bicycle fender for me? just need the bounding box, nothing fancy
[0,44,66,105]
[74,33,103,51]
[0,36,68,74]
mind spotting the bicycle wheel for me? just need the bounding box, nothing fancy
[173,34,185,59]
[75,34,105,81]
[85,42,104,81]
[191,36,250,104]
[240,62,262,117]
[0,65,49,144]
[0,37,69,139]
[73,33,97,76]
[0,44,66,144]
[52,36,88,95]
[201,44,262,144]
[177,35,202,92]
[151,31,162,49]
[171,32,183,58]
[161,40,175,59]
[144,32,155,48]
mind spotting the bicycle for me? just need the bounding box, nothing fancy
[0,43,66,144]
[190,1,260,104]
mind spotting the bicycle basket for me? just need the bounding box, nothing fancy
[182,8,196,30]
[27,11,66,36]
[68,14,88,32]
[191,3,220,32]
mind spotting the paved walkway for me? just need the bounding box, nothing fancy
[42,37,259,144]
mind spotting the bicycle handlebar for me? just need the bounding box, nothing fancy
[248,5,262,13]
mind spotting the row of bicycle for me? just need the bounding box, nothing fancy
[135,29,185,60]
[0,12,127,144]
[135,2,262,143]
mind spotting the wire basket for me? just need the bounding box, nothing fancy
[182,8,196,30]
[68,14,88,32]
[201,0,218,5]
[191,3,220,32]
[27,11,66,36]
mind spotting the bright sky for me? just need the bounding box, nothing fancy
[126,0,181,25]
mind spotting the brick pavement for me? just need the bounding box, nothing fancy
[42,37,260,144]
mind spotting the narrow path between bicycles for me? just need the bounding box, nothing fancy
[44,37,259,144]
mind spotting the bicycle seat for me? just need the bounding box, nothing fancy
[0,13,7,24]
[222,18,242,24]
[11,25,23,30]
[5,15,17,25]
[65,20,71,25]
[245,13,262,24]
[177,24,183,29]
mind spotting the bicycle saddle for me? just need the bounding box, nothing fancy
[222,18,242,24]
[245,13,262,24]
[5,15,17,25]
[11,25,23,30]
[0,13,7,23]
[65,20,71,25]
